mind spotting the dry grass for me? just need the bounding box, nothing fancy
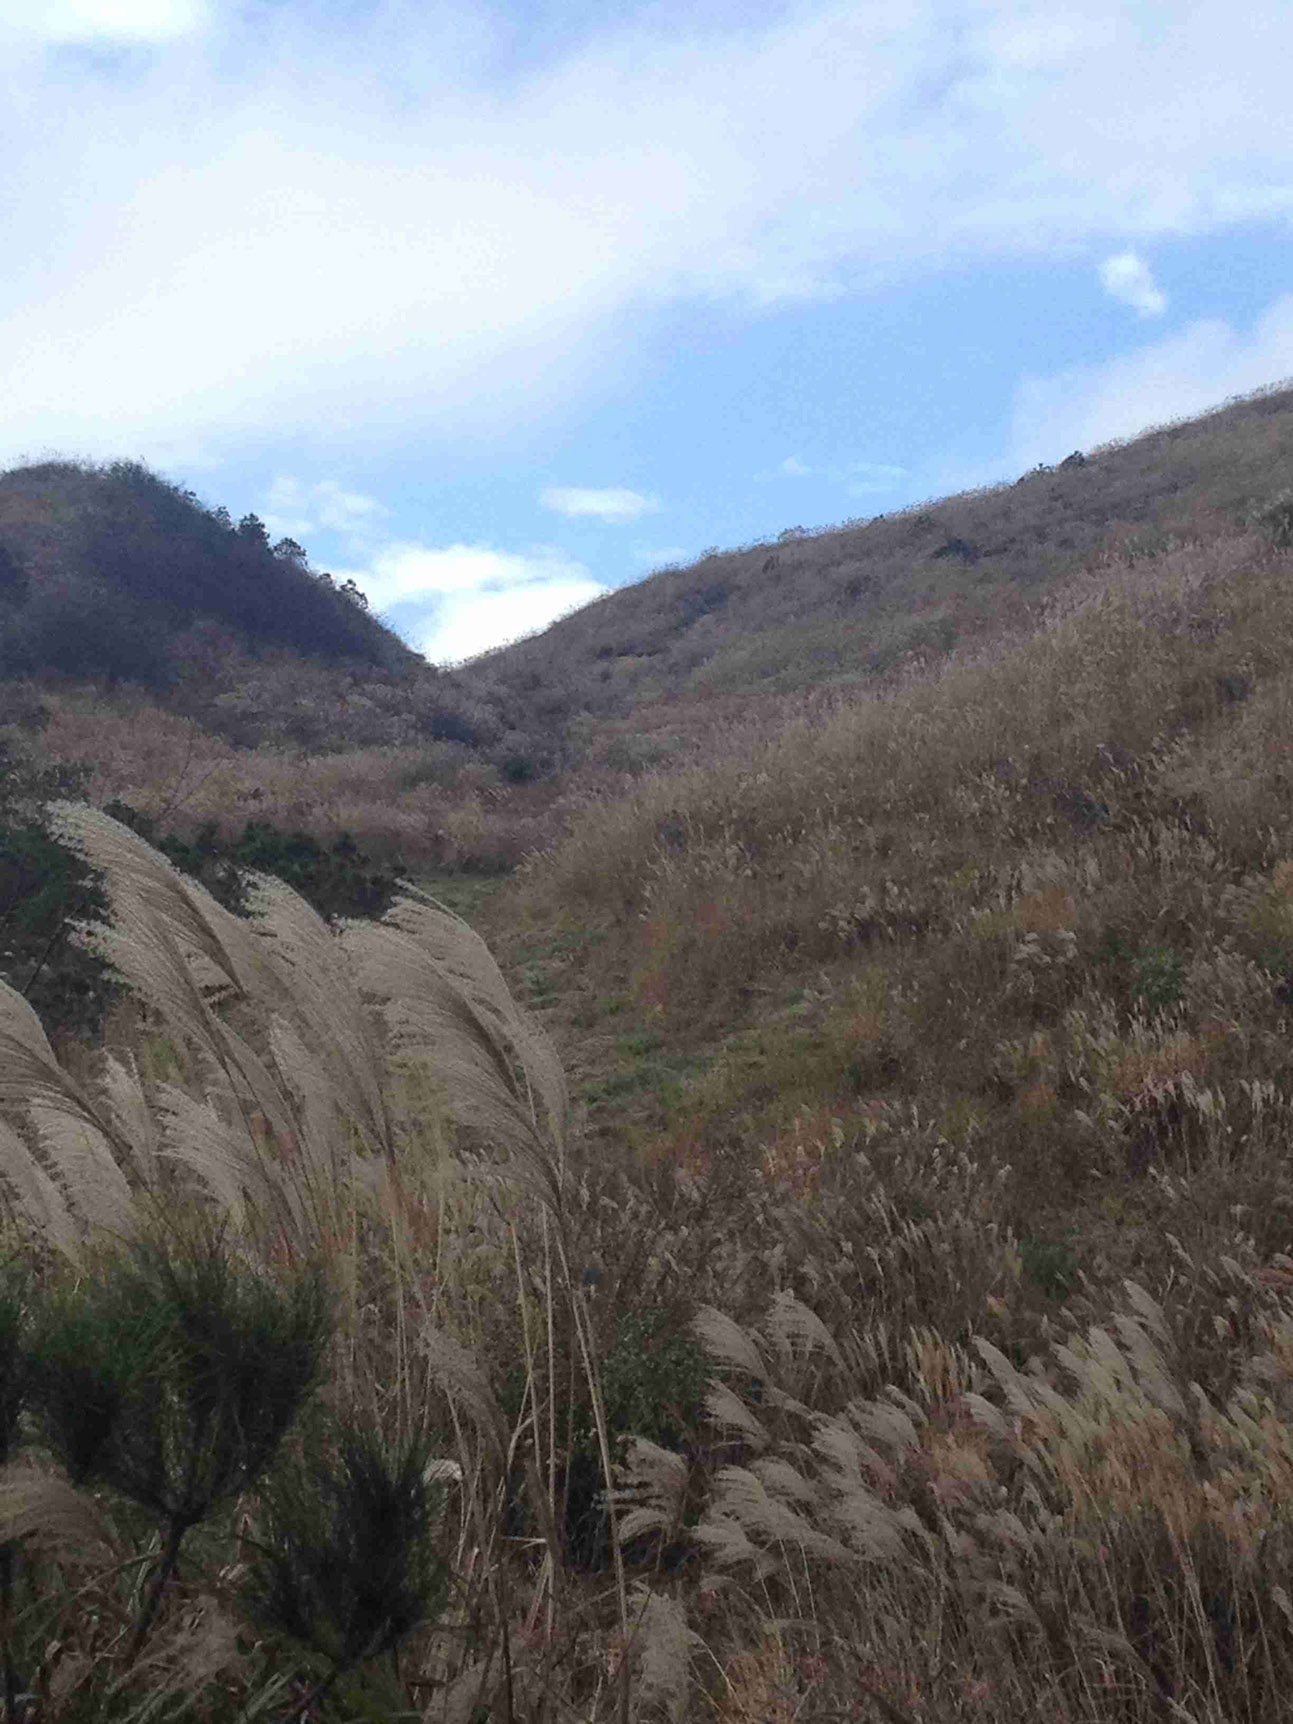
[473,502,1293,1717]
[8,681,551,871]
[8,390,1293,1716]
[474,379,1293,724]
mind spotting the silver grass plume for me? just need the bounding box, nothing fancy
[49,804,387,1152]
[342,892,568,1194]
[691,1306,765,1378]
[0,804,568,1255]
[690,1295,933,1577]
[764,1287,844,1375]
[0,1466,117,1566]
[627,1584,701,1723]
[697,1464,853,1566]
[46,803,289,1033]
[615,1437,690,1544]
[0,973,140,1247]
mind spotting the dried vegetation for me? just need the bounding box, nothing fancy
[4,387,1293,1715]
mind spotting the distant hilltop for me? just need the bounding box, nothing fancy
[0,458,415,691]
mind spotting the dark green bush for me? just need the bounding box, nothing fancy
[0,542,27,606]
[501,752,541,784]
[105,804,403,924]
[240,1407,452,1697]
[1019,1231,1082,1300]
[0,776,405,1044]
[29,1226,330,1507]
[0,746,120,1040]
[27,1223,331,1666]
[420,704,483,746]
[233,821,401,920]
[0,1259,32,1720]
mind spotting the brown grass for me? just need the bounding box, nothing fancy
[7,386,1293,1715]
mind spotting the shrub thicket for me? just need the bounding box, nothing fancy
[0,457,413,676]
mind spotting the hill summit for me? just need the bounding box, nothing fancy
[0,457,415,690]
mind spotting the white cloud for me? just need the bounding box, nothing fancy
[353,543,594,609]
[331,539,608,663]
[540,486,660,522]
[410,578,610,666]
[2,0,208,42]
[260,512,312,541]
[3,1,1293,466]
[1011,292,1293,463]
[260,477,312,539]
[264,476,308,512]
[255,475,613,661]
[1100,251,1167,317]
[780,456,812,476]
[314,482,388,536]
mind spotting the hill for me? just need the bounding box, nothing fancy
[6,385,1293,1713]
[6,386,1293,846]
[476,381,1293,707]
[0,457,417,686]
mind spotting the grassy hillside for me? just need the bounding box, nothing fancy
[4,389,1293,1715]
[472,380,1293,725]
[6,384,1293,872]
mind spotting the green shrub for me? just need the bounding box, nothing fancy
[1131,943,1189,1016]
[1018,1231,1082,1300]
[3,577,174,690]
[501,751,542,784]
[0,542,27,606]
[104,803,403,924]
[599,1304,709,1452]
[563,1303,708,1567]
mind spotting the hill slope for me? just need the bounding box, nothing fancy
[465,379,1293,739]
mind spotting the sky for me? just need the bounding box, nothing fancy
[2,2,1292,665]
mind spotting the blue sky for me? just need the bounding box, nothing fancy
[3,1,1292,664]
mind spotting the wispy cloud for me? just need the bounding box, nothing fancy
[1099,251,1167,317]
[763,455,906,493]
[259,476,616,662]
[1011,292,1293,463]
[540,486,660,522]
[765,455,903,496]
[262,477,388,543]
[842,460,908,495]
